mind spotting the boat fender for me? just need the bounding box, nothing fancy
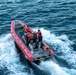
[44,46,50,52]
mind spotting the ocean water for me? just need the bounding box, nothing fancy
[0,0,76,75]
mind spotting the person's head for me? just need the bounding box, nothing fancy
[38,30,40,32]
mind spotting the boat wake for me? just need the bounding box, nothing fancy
[40,60,76,75]
[0,34,34,75]
[34,28,76,75]
[0,28,76,75]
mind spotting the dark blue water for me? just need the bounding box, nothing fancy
[0,0,76,75]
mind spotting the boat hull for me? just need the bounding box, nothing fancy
[11,20,54,62]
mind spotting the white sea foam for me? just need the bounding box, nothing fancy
[40,60,69,75]
[0,28,76,75]
[39,28,76,67]
[0,34,34,75]
[33,28,76,75]
[40,60,76,75]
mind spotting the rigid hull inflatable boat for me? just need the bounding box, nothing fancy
[11,20,54,62]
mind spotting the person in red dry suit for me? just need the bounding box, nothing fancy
[37,30,43,48]
[27,32,34,46]
[37,30,42,42]
[24,25,31,33]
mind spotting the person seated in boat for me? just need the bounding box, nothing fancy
[24,25,31,33]
[33,32,37,43]
[24,32,30,46]
[27,32,34,46]
[33,32,38,49]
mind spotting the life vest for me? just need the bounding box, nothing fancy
[24,25,27,29]
[28,33,34,39]
[44,46,50,52]
[37,31,42,37]
[26,27,31,32]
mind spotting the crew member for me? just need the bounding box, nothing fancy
[24,25,31,33]
[37,30,42,42]
[33,32,37,43]
[27,32,34,45]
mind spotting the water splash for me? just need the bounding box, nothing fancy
[0,34,34,75]
[40,60,76,75]
[0,28,76,75]
[40,60,69,75]
[33,28,76,75]
[40,28,76,68]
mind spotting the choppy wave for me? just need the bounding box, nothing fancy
[0,34,34,75]
[0,0,21,3]
[40,60,76,75]
[39,28,76,69]
[33,28,76,75]
[0,28,76,75]
[0,0,76,75]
